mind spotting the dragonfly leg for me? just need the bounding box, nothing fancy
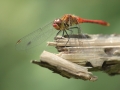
[54,30,62,40]
[64,29,73,47]
[69,26,87,38]
[56,30,61,36]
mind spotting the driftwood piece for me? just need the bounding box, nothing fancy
[32,51,97,81]
[32,34,120,81]
[48,34,120,76]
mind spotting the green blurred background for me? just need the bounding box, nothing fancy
[0,0,120,90]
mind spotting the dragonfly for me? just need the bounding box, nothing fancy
[16,14,110,50]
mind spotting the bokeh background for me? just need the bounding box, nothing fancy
[0,0,120,90]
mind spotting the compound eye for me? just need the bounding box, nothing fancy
[53,19,62,24]
[53,19,62,30]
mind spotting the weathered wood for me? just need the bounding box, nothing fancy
[48,34,120,76]
[32,51,97,81]
[32,34,120,81]
[48,34,120,47]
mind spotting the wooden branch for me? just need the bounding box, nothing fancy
[32,51,97,81]
[48,34,120,76]
[32,34,120,81]
[48,34,120,47]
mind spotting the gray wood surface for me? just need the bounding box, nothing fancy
[32,34,120,81]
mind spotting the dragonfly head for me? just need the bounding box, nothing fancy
[53,19,63,30]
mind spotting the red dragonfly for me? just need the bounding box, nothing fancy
[16,14,110,50]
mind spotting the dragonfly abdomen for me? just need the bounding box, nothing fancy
[77,18,110,26]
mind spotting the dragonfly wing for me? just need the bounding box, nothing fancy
[16,22,57,50]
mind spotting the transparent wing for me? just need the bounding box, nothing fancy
[16,22,57,50]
